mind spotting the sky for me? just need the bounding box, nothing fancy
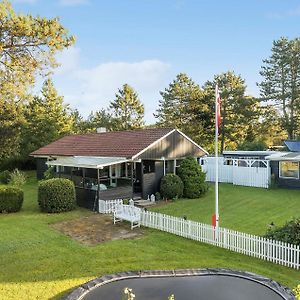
[11,0,300,123]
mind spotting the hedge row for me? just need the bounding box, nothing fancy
[0,186,24,213]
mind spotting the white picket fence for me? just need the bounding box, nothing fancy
[99,200,300,270]
[98,199,123,213]
[201,157,271,188]
[140,210,300,270]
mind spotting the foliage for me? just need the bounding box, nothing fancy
[9,169,27,187]
[203,72,261,152]
[21,78,74,158]
[0,156,36,171]
[109,84,144,130]
[0,0,74,165]
[294,284,300,300]
[0,170,11,184]
[265,218,300,245]
[43,166,56,180]
[71,108,113,133]
[38,178,76,213]
[177,157,208,198]
[155,192,162,201]
[259,37,300,139]
[237,139,268,151]
[0,185,23,213]
[160,174,183,200]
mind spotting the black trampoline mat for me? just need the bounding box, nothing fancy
[82,275,285,300]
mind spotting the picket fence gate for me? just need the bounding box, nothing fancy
[201,157,271,188]
[98,199,123,214]
[99,200,300,270]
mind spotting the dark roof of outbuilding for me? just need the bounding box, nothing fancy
[284,140,300,152]
[30,128,175,158]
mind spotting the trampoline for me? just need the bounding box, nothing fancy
[66,268,296,300]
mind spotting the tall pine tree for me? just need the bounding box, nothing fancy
[109,84,144,130]
[259,37,300,139]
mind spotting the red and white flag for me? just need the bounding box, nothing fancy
[216,85,221,129]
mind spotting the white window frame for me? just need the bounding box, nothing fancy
[279,161,299,179]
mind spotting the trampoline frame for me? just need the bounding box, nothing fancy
[65,268,296,300]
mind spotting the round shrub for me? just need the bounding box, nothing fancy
[160,174,183,200]
[38,178,76,213]
[177,156,208,198]
[0,170,11,184]
[0,186,24,213]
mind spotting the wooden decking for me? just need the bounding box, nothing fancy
[99,185,139,200]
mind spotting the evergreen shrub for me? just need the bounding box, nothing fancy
[177,156,208,198]
[160,174,183,200]
[38,178,76,213]
[0,186,24,213]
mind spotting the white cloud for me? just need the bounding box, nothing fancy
[53,47,171,123]
[59,0,89,6]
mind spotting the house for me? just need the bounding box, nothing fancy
[31,128,207,209]
[266,140,300,189]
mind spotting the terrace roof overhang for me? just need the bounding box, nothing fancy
[266,152,300,161]
[46,156,131,169]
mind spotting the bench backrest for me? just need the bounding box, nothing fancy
[115,204,141,219]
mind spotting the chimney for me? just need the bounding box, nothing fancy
[96,127,107,133]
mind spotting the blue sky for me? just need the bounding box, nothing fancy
[12,0,300,123]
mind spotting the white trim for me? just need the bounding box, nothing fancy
[131,129,176,160]
[131,129,208,160]
[176,129,209,155]
[279,161,299,179]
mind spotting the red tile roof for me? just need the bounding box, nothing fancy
[30,128,174,158]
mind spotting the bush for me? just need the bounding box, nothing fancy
[0,157,36,171]
[9,169,27,187]
[155,192,161,201]
[38,178,76,213]
[0,170,11,184]
[177,156,208,198]
[160,174,183,200]
[0,186,24,213]
[294,284,300,300]
[43,166,56,180]
[265,218,300,245]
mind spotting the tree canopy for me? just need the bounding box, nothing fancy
[109,84,144,130]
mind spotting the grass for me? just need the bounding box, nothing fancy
[0,173,299,299]
[152,183,300,235]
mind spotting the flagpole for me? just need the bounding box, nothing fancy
[215,85,219,230]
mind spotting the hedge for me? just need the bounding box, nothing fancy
[0,186,24,213]
[38,178,76,213]
[177,156,208,198]
[160,174,183,200]
[0,170,11,184]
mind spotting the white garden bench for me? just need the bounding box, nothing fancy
[113,204,141,230]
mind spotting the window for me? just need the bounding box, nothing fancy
[279,161,299,179]
[143,160,155,173]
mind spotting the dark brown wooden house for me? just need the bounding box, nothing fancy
[31,128,207,210]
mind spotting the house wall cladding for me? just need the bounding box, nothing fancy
[142,160,164,199]
[36,158,48,180]
[271,161,300,189]
[138,131,205,160]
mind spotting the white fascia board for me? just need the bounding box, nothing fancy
[131,129,176,160]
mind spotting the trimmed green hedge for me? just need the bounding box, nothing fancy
[38,178,76,213]
[177,156,208,198]
[0,186,24,213]
[160,174,184,200]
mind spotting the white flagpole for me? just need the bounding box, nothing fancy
[215,85,219,230]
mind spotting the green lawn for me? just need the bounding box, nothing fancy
[0,173,299,299]
[152,183,300,235]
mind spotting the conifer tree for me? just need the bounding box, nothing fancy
[109,84,144,130]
